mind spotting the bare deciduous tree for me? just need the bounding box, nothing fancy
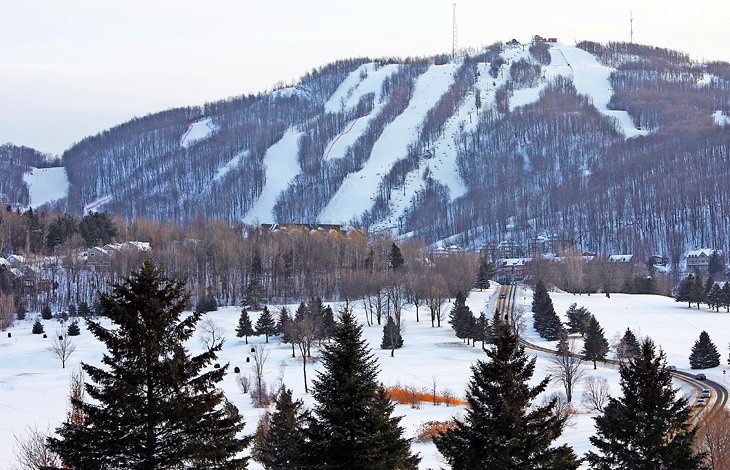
[236,374,252,394]
[582,375,610,413]
[251,345,270,407]
[49,331,76,369]
[549,336,585,403]
[198,316,226,352]
[293,314,319,393]
[13,426,60,470]
[695,406,730,470]
[0,292,13,330]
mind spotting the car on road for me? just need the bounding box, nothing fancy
[666,365,677,371]
[701,389,711,398]
[695,373,707,380]
[695,398,707,407]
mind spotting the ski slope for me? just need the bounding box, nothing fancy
[243,129,301,224]
[319,63,458,223]
[215,150,250,181]
[22,167,69,209]
[180,117,218,148]
[325,63,400,113]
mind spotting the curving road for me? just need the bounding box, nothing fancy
[495,283,729,415]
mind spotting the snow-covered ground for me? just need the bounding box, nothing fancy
[712,110,730,126]
[324,63,401,113]
[215,150,250,181]
[22,167,69,209]
[82,195,112,213]
[180,117,218,148]
[320,63,458,223]
[243,128,302,224]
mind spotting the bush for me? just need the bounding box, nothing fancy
[415,421,456,443]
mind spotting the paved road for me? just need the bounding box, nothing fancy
[496,283,729,415]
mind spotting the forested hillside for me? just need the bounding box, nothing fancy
[5,40,730,260]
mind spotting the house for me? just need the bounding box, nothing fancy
[547,37,558,43]
[121,241,152,252]
[496,240,523,260]
[87,247,112,264]
[7,254,26,269]
[497,258,531,283]
[609,254,634,263]
[686,249,719,275]
[432,244,465,257]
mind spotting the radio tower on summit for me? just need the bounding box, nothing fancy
[452,3,458,58]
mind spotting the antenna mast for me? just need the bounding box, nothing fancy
[630,10,634,43]
[452,3,458,58]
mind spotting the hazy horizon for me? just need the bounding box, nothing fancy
[2,0,729,154]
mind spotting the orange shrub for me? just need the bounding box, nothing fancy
[415,420,456,443]
[386,386,467,407]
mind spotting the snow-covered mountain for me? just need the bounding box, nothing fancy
[6,40,730,256]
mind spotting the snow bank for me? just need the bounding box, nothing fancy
[243,129,302,224]
[180,117,218,148]
[23,167,69,209]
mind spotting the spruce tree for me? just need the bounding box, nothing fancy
[565,303,591,336]
[252,387,308,469]
[41,304,53,320]
[236,308,255,344]
[689,330,721,369]
[434,321,579,469]
[321,305,335,341]
[583,316,609,369]
[708,250,724,278]
[674,276,694,308]
[473,311,489,349]
[381,316,403,351]
[722,282,730,312]
[67,320,81,336]
[307,308,419,469]
[255,306,276,343]
[388,242,405,271]
[15,302,26,321]
[47,260,249,468]
[617,328,639,360]
[32,318,44,334]
[532,280,556,337]
[542,309,564,341]
[78,301,91,318]
[68,304,77,318]
[706,284,722,311]
[587,339,704,469]
[475,257,497,290]
[244,278,266,310]
[691,275,706,309]
[277,306,291,340]
[449,291,473,342]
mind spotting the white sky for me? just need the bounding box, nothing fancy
[1,0,728,155]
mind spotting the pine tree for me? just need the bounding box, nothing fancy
[532,280,555,337]
[235,308,255,344]
[473,311,489,349]
[691,275,706,309]
[47,260,249,468]
[565,303,591,336]
[244,278,266,310]
[307,308,419,469]
[277,306,291,340]
[689,330,721,369]
[587,339,704,469]
[41,304,53,320]
[388,242,405,271]
[583,316,609,369]
[722,282,730,312]
[15,302,26,321]
[674,275,694,308]
[542,309,564,341]
[67,320,81,336]
[449,291,473,342]
[475,257,497,290]
[68,304,77,318]
[321,305,335,341]
[252,387,308,469]
[255,306,276,343]
[381,316,403,351]
[434,321,579,469]
[78,301,91,318]
[617,328,639,360]
[707,284,722,312]
[32,318,44,334]
[708,250,724,278]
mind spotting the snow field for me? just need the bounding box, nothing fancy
[319,63,459,223]
[180,117,218,148]
[22,167,69,209]
[242,128,302,224]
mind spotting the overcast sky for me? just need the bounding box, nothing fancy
[2,0,728,155]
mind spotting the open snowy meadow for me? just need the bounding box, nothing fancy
[1,284,726,468]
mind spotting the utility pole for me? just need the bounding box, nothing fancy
[630,10,634,44]
[452,3,458,58]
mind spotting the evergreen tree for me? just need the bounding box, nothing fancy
[47,260,249,468]
[674,275,694,308]
[388,242,405,271]
[708,250,724,278]
[252,387,308,469]
[434,321,579,469]
[196,290,218,313]
[277,306,291,340]
[68,304,77,318]
[255,306,276,343]
[321,305,335,341]
[15,302,26,321]
[307,308,419,469]
[583,316,609,369]
[472,311,489,349]
[706,284,723,311]
[41,304,53,320]
[542,309,564,341]
[617,328,639,360]
[587,339,704,469]
[565,303,591,336]
[236,308,255,344]
[722,282,730,312]
[381,316,403,350]
[78,211,117,247]
[78,301,91,318]
[449,291,473,342]
[475,257,497,290]
[703,277,715,301]
[32,318,44,334]
[691,275,706,309]
[244,278,266,310]
[67,320,81,337]
[689,330,721,369]
[532,280,556,337]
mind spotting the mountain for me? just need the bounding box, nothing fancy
[6,40,730,260]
